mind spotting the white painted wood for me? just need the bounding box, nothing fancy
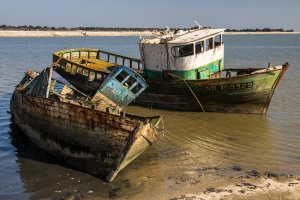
[139,28,225,72]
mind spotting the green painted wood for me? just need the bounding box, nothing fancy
[143,59,224,80]
[134,66,288,114]
[52,48,288,114]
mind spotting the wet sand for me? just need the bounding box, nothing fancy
[49,168,300,200]
[0,30,299,37]
[152,171,300,200]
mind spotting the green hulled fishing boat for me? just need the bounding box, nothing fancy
[52,28,289,114]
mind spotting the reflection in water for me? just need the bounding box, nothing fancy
[125,106,279,175]
[10,105,299,199]
[9,122,147,199]
[0,92,30,199]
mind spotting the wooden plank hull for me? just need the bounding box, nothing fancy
[52,48,289,114]
[55,68,102,96]
[135,67,288,114]
[55,66,288,114]
[10,91,161,181]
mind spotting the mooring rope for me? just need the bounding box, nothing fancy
[168,72,205,112]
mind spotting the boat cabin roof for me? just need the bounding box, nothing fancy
[140,28,225,45]
[169,28,225,44]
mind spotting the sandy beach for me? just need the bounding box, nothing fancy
[0,30,153,37]
[224,31,300,35]
[0,30,300,37]
[125,170,300,200]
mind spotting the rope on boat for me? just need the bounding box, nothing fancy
[159,117,165,137]
[168,72,205,112]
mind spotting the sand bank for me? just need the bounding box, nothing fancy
[57,167,300,200]
[0,30,152,37]
[0,30,299,37]
[224,31,300,35]
[126,170,300,200]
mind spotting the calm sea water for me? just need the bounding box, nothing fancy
[0,35,299,199]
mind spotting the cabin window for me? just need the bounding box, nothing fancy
[205,38,214,51]
[71,52,79,59]
[131,83,143,94]
[171,44,194,57]
[71,65,77,74]
[63,53,70,59]
[80,51,88,58]
[195,41,204,54]
[77,67,83,74]
[89,71,95,81]
[123,76,136,89]
[214,35,222,47]
[115,70,129,83]
[66,63,72,72]
[83,69,89,76]
[89,52,97,59]
[96,73,102,81]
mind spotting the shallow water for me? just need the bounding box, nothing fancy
[0,35,299,199]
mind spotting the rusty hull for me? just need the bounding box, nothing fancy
[52,48,289,114]
[135,64,289,114]
[10,88,161,181]
[55,64,289,114]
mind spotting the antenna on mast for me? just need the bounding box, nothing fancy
[194,21,202,29]
[165,26,173,37]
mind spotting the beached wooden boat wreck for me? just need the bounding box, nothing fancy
[10,66,163,181]
[52,28,289,114]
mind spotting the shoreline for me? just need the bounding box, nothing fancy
[224,31,300,35]
[130,170,300,200]
[0,30,153,37]
[0,30,300,37]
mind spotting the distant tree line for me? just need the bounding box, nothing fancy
[0,24,294,32]
[0,24,168,31]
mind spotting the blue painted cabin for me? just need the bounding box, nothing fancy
[98,66,148,107]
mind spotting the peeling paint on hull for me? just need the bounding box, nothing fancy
[52,48,289,114]
[135,67,288,114]
[55,65,288,114]
[10,91,162,181]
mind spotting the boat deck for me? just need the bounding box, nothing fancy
[78,58,116,71]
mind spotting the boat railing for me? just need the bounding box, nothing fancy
[97,49,143,72]
[221,68,265,77]
[53,54,110,84]
[53,49,143,75]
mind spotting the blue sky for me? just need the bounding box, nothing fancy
[1,0,299,31]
